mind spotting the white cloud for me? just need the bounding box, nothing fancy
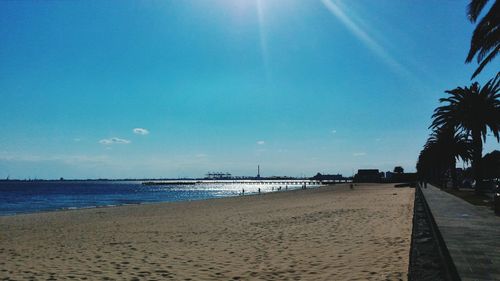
[133,128,149,135]
[331,129,337,134]
[353,152,366,157]
[99,137,131,145]
[73,138,81,142]
[257,140,265,145]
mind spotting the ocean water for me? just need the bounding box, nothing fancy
[0,180,317,216]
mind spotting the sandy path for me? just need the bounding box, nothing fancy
[0,183,414,280]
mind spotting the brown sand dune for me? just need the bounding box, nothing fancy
[0,183,414,280]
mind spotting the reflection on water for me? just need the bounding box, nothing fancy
[0,180,320,216]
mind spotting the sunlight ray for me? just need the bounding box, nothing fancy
[320,0,411,78]
[256,0,271,80]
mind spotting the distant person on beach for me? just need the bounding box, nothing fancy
[242,188,245,195]
[258,188,261,194]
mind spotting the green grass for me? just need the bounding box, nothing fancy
[443,188,493,209]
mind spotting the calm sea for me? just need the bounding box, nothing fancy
[0,180,316,216]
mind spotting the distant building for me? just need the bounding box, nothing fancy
[385,171,395,180]
[311,173,343,181]
[384,171,417,183]
[205,172,232,180]
[354,169,381,183]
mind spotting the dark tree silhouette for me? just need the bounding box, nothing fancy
[481,150,500,178]
[393,166,404,174]
[417,139,447,183]
[416,127,471,186]
[427,126,472,187]
[431,73,500,184]
[465,0,500,78]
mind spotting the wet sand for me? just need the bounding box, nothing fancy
[0,183,414,280]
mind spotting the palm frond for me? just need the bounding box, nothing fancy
[466,0,499,78]
[467,0,490,22]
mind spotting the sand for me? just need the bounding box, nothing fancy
[0,183,414,280]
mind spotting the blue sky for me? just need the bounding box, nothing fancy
[0,0,498,179]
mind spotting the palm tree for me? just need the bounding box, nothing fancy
[426,126,472,187]
[465,0,499,78]
[417,138,448,184]
[431,73,500,185]
[417,142,434,183]
[481,150,500,179]
[416,143,435,183]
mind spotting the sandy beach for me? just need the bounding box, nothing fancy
[0,183,414,280]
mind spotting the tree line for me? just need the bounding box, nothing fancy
[416,0,499,188]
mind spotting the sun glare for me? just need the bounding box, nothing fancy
[320,0,406,74]
[256,0,270,80]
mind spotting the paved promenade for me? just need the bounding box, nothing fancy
[420,185,500,281]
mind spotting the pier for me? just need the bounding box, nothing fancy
[142,179,351,186]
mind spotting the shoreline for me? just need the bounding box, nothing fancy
[0,180,325,217]
[0,183,414,280]
[0,183,324,218]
